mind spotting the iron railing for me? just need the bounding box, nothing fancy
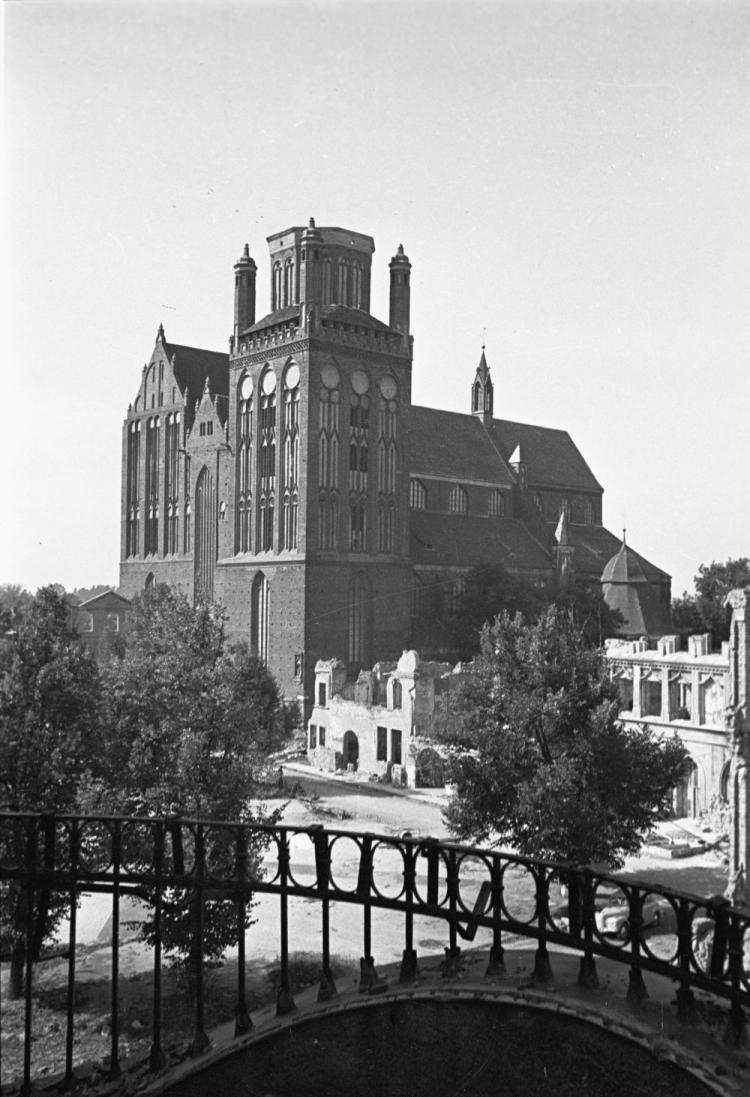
[1,812,748,1094]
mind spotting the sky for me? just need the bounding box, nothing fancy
[2,0,748,598]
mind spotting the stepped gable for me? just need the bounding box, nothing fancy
[600,537,673,637]
[406,406,515,486]
[410,511,551,570]
[488,418,602,493]
[163,339,229,404]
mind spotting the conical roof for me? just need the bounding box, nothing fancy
[601,536,672,637]
[601,540,648,584]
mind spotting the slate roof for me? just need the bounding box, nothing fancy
[164,341,229,401]
[241,306,300,336]
[77,590,132,610]
[405,407,516,487]
[487,419,602,492]
[405,406,601,494]
[554,524,670,584]
[410,512,552,570]
[241,304,392,339]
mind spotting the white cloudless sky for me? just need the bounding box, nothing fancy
[3,0,748,597]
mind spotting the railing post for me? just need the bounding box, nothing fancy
[626,886,649,1003]
[63,818,79,1089]
[723,908,747,1046]
[577,867,599,989]
[149,820,166,1070]
[441,847,461,978]
[532,867,553,985]
[190,823,210,1053]
[400,839,419,983]
[312,828,337,1001]
[485,855,505,978]
[234,826,252,1034]
[276,830,296,1015]
[358,834,385,993]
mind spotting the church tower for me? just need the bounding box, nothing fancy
[218,221,415,709]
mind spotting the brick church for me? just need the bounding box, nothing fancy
[119,218,671,708]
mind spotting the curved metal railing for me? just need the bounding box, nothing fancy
[1,812,748,1093]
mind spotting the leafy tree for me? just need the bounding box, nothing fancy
[442,565,545,659]
[554,578,624,648]
[672,557,750,646]
[438,607,689,868]
[0,583,34,633]
[87,585,298,974]
[0,587,102,995]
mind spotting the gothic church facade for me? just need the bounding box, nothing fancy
[119,219,670,707]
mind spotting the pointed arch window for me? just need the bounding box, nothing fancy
[448,483,468,514]
[488,489,505,517]
[282,363,300,550]
[337,259,349,305]
[284,258,295,307]
[194,465,216,602]
[352,262,363,309]
[322,258,332,304]
[409,478,427,510]
[144,416,160,554]
[319,363,341,550]
[126,420,141,557]
[258,369,277,552]
[348,570,371,667]
[272,262,283,310]
[251,572,270,664]
[584,499,594,525]
[237,374,253,552]
[164,412,180,554]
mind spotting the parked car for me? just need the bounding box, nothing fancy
[595,893,668,940]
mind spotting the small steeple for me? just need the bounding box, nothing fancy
[471,345,494,425]
[389,243,411,337]
[157,323,165,341]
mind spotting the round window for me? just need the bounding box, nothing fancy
[285,363,300,389]
[261,370,277,395]
[379,375,397,400]
[321,362,340,389]
[351,369,370,395]
[240,375,254,400]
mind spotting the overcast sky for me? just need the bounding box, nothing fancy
[3,0,748,597]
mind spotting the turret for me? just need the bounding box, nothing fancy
[299,217,324,312]
[553,511,575,591]
[389,244,411,337]
[233,244,257,346]
[508,443,527,488]
[471,347,494,426]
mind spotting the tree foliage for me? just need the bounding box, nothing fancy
[438,607,689,868]
[85,585,298,971]
[672,557,750,646]
[0,587,102,994]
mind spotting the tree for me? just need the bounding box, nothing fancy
[442,564,545,660]
[553,578,624,648]
[438,607,689,868]
[0,583,34,633]
[88,585,298,973]
[0,587,102,995]
[672,557,750,646]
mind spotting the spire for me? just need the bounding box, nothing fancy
[471,346,494,424]
[157,322,165,341]
[555,510,570,546]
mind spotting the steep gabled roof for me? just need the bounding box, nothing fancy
[405,407,516,486]
[77,590,132,610]
[488,419,602,493]
[554,523,670,584]
[410,511,552,570]
[163,340,229,401]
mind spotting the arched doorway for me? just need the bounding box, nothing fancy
[194,466,217,601]
[674,760,703,818]
[343,731,359,770]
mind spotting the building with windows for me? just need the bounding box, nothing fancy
[70,590,131,660]
[119,218,670,709]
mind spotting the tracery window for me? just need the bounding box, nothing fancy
[318,362,341,550]
[257,369,277,551]
[237,374,253,552]
[376,382,398,553]
[164,412,180,554]
[349,389,369,552]
[488,489,505,517]
[409,478,427,510]
[448,484,468,514]
[144,416,160,554]
[282,363,300,550]
[251,572,270,664]
[125,420,141,557]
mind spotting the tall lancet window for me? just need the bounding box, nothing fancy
[318,361,341,550]
[126,420,141,557]
[164,412,180,554]
[272,262,282,310]
[257,369,277,552]
[282,362,300,550]
[348,570,371,668]
[284,258,295,307]
[349,369,369,552]
[337,259,349,305]
[194,465,216,602]
[322,258,332,304]
[376,375,398,553]
[237,374,253,552]
[251,572,270,664]
[352,263,363,309]
[144,416,160,555]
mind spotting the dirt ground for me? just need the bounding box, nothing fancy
[0,766,732,1088]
